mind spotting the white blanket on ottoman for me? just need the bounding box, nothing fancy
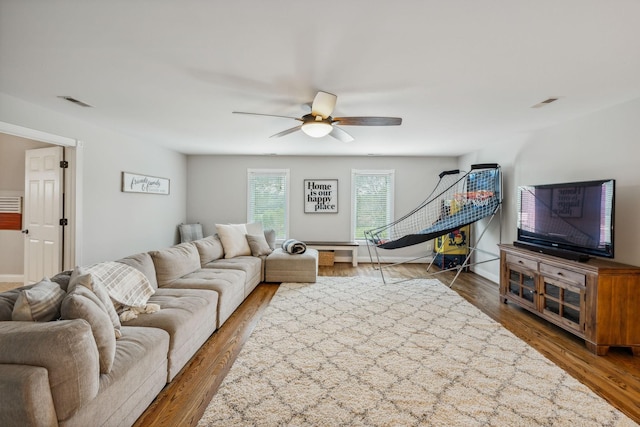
[282,239,307,254]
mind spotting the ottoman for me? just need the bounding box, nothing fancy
[265,248,318,283]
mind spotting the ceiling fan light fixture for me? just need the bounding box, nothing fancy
[234,90,402,141]
[301,121,333,138]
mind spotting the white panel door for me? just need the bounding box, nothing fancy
[24,146,63,284]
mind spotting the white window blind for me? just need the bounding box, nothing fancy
[0,196,22,213]
[247,169,289,240]
[351,170,395,240]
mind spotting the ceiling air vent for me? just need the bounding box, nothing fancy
[531,97,560,108]
[57,96,93,108]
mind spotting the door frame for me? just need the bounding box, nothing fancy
[0,121,83,270]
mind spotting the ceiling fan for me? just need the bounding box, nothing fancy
[233,91,402,142]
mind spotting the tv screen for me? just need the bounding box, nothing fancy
[517,179,615,259]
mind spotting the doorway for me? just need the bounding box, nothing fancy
[0,122,81,284]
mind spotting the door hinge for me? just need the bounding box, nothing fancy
[59,218,68,226]
[60,160,69,169]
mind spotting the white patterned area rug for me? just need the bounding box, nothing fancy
[198,276,635,426]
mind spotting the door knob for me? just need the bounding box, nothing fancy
[21,229,29,234]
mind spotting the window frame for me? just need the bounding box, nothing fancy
[247,168,290,240]
[350,169,395,241]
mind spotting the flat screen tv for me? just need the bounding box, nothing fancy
[516,179,615,260]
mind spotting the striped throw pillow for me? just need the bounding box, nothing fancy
[12,279,65,322]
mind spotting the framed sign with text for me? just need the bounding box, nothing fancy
[304,179,338,213]
[121,172,170,195]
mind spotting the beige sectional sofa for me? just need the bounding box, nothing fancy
[0,231,318,427]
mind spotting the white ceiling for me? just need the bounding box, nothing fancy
[1,1,640,156]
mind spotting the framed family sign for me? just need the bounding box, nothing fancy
[304,179,338,213]
[121,172,170,195]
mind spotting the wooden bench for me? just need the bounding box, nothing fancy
[304,241,360,266]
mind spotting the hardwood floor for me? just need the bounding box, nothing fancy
[134,264,640,426]
[0,282,22,292]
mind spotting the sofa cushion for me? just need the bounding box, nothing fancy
[12,279,65,322]
[65,325,169,427]
[216,223,252,258]
[204,257,262,297]
[162,268,246,327]
[246,234,273,256]
[193,235,225,265]
[150,243,201,286]
[116,252,159,290]
[122,288,218,381]
[69,269,122,336]
[0,319,100,422]
[0,364,57,427]
[61,284,117,374]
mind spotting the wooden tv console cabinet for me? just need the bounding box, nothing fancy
[499,244,640,356]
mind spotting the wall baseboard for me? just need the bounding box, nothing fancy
[470,268,499,284]
[0,274,24,283]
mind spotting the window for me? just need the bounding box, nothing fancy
[351,169,394,240]
[247,169,289,240]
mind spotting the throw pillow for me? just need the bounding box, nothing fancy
[61,285,116,374]
[69,269,122,338]
[178,223,203,243]
[51,270,73,291]
[245,222,264,236]
[12,279,65,322]
[216,223,252,258]
[263,229,276,250]
[246,234,273,256]
[193,234,225,265]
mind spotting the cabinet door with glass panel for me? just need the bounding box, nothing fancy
[503,258,537,310]
[538,265,586,336]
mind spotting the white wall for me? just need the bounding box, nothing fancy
[4,90,637,279]
[187,155,458,261]
[0,93,188,266]
[463,97,640,282]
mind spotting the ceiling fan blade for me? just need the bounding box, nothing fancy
[311,91,337,119]
[329,126,355,142]
[270,125,302,138]
[333,116,402,126]
[233,111,302,121]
